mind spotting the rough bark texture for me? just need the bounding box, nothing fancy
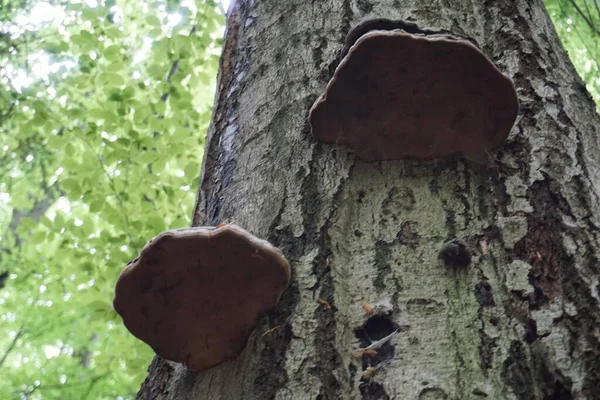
[137,0,600,399]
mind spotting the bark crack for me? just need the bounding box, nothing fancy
[299,146,353,399]
[193,3,243,226]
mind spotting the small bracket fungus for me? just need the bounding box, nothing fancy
[309,19,519,162]
[113,224,290,372]
[438,238,472,269]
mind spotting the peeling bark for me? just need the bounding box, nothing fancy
[137,0,600,399]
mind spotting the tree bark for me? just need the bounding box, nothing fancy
[137,0,600,399]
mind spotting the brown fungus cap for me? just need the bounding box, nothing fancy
[309,21,519,163]
[113,224,290,372]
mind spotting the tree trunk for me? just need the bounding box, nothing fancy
[137,0,600,399]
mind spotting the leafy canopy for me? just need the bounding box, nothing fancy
[0,0,223,398]
[0,0,598,399]
[546,0,600,109]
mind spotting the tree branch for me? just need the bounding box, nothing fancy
[4,163,63,247]
[567,0,600,36]
[0,326,24,369]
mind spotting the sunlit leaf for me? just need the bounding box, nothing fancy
[146,15,162,26]
[184,162,200,178]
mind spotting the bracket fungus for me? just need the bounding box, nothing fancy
[113,224,290,372]
[309,19,519,163]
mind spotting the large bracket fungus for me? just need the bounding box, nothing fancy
[309,19,519,163]
[113,224,291,372]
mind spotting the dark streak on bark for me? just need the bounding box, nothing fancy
[501,341,535,400]
[249,199,304,399]
[355,0,373,14]
[508,174,595,397]
[506,4,600,396]
[514,178,570,308]
[300,142,350,399]
[359,380,390,400]
[443,205,457,238]
[312,249,343,400]
[571,154,600,278]
[483,3,534,187]
[459,164,474,221]
[474,281,495,308]
[479,5,585,397]
[396,221,420,249]
[136,356,175,399]
[477,325,496,377]
[502,294,531,327]
[299,176,320,243]
[560,264,600,397]
[193,2,243,227]
[312,36,330,84]
[449,329,466,397]
[252,322,295,400]
[491,145,523,214]
[530,341,574,399]
[327,0,353,77]
[473,177,494,223]
[340,0,353,41]
[373,240,393,291]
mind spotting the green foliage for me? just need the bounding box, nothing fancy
[545,0,600,109]
[0,0,224,398]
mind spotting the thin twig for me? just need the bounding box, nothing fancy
[593,0,600,20]
[557,0,600,68]
[0,326,24,368]
[567,0,600,36]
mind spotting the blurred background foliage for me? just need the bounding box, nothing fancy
[0,0,224,398]
[546,0,600,109]
[0,0,597,399]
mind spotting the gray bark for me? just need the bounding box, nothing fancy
[137,0,600,399]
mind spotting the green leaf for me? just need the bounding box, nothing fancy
[147,215,165,232]
[154,101,166,115]
[139,150,158,163]
[41,216,53,228]
[30,230,47,245]
[105,26,125,38]
[90,199,104,213]
[184,162,199,178]
[103,45,121,61]
[145,15,162,26]
[47,134,64,149]
[99,72,126,86]
[88,108,106,120]
[108,89,123,102]
[147,64,165,79]
[61,178,80,194]
[122,86,135,99]
[81,7,99,21]
[53,213,66,229]
[81,29,94,39]
[153,157,167,173]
